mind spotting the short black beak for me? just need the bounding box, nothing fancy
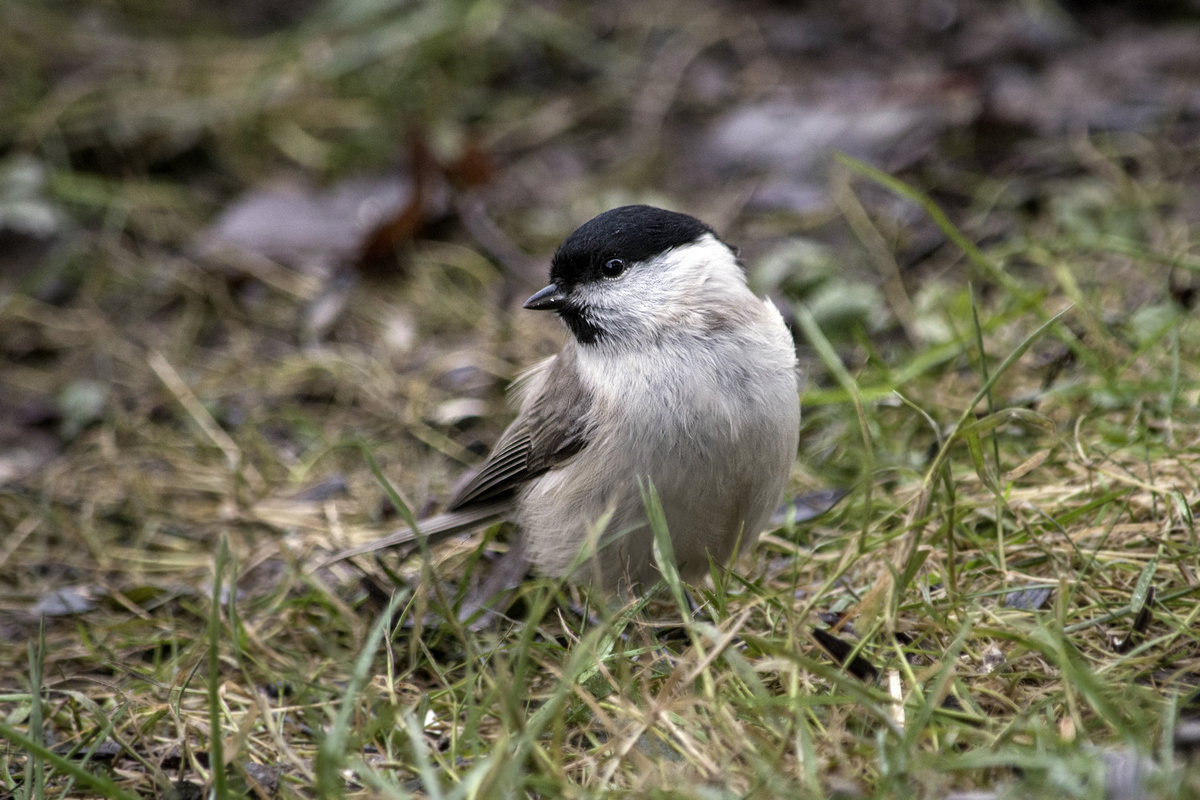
[523,283,568,311]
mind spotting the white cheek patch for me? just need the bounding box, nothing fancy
[571,234,746,341]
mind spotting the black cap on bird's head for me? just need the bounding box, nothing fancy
[523,206,722,342]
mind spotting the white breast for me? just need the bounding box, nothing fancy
[519,298,799,591]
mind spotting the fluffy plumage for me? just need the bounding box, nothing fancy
[329,205,800,592]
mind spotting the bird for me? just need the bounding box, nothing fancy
[328,205,800,594]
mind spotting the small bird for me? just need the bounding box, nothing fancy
[331,205,800,593]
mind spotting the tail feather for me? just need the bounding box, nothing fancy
[319,502,511,568]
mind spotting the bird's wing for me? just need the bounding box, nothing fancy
[447,346,593,510]
[317,348,592,570]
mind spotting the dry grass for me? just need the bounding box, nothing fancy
[3,1,1200,798]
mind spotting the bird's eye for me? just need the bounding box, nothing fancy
[601,258,626,278]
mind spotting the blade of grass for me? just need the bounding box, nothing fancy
[643,479,690,621]
[402,709,444,800]
[209,538,229,800]
[909,306,1072,526]
[899,612,974,752]
[969,283,1006,578]
[834,153,1030,301]
[315,590,408,797]
[792,300,874,553]
[361,440,468,636]
[26,620,45,800]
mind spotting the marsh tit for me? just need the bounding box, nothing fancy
[331,205,801,592]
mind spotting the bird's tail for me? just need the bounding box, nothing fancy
[318,502,510,568]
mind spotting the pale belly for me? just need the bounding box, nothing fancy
[518,364,799,591]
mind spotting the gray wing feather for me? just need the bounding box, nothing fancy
[448,346,592,510]
[318,347,592,569]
